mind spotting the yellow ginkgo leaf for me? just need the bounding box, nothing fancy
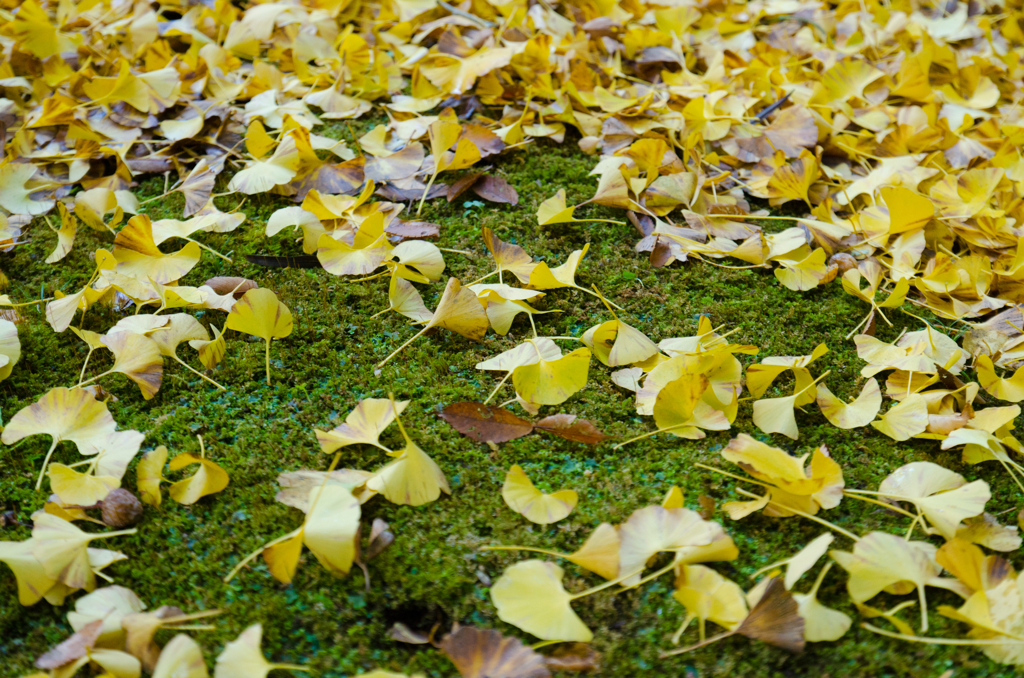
[881,185,934,235]
[67,585,145,644]
[315,398,410,452]
[482,227,536,283]
[383,276,432,323]
[490,559,593,641]
[226,288,293,385]
[0,317,21,381]
[112,215,202,284]
[652,373,711,439]
[524,245,616,308]
[719,435,844,518]
[378,278,489,367]
[136,446,169,507]
[537,189,622,226]
[95,331,164,400]
[215,623,308,678]
[245,119,276,159]
[618,505,722,585]
[189,324,227,371]
[152,634,209,678]
[816,379,881,429]
[870,392,929,441]
[512,347,591,407]
[876,461,990,539]
[774,248,829,292]
[673,564,748,643]
[31,513,134,591]
[501,465,578,525]
[167,448,230,505]
[262,529,304,584]
[830,532,942,632]
[47,464,119,506]
[1,387,121,490]
[365,401,449,506]
[976,354,1024,402]
[317,212,394,276]
[0,540,61,606]
[582,317,659,367]
[792,562,851,643]
[45,202,78,264]
[387,240,445,284]
[568,523,621,580]
[303,484,361,576]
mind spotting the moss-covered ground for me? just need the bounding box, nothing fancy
[1,129,1019,676]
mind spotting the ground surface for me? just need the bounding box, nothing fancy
[1,130,1018,677]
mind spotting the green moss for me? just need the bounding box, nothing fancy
[0,139,1019,677]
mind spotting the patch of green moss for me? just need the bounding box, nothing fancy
[1,139,1019,677]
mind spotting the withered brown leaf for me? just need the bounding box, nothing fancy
[534,414,609,445]
[441,625,551,678]
[441,402,534,443]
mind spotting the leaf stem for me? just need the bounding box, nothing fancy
[841,491,917,518]
[36,438,61,491]
[265,339,271,386]
[174,356,226,390]
[478,545,569,559]
[861,623,1024,645]
[377,326,430,368]
[735,488,860,541]
[185,237,232,263]
[484,372,512,405]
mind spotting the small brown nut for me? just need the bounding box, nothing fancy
[100,488,144,528]
[828,252,857,274]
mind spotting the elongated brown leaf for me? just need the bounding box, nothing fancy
[36,619,103,668]
[386,220,441,243]
[543,644,602,673]
[534,414,609,445]
[441,402,534,443]
[473,175,519,205]
[204,276,257,297]
[448,172,484,202]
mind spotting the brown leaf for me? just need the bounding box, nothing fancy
[178,158,218,217]
[543,643,601,673]
[365,144,425,182]
[376,183,448,202]
[627,210,655,237]
[738,577,805,653]
[365,518,395,560]
[534,414,609,445]
[441,402,534,443]
[386,220,441,243]
[388,622,431,645]
[204,276,257,297]
[448,172,484,202]
[473,175,519,205]
[460,124,505,157]
[36,619,103,669]
[290,158,364,200]
[697,494,715,520]
[441,625,550,678]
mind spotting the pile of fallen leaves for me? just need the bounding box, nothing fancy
[4,0,1024,672]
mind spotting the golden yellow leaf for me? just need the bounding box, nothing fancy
[226,288,293,385]
[315,398,410,452]
[167,451,230,505]
[501,465,578,525]
[512,347,591,406]
[490,560,593,642]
